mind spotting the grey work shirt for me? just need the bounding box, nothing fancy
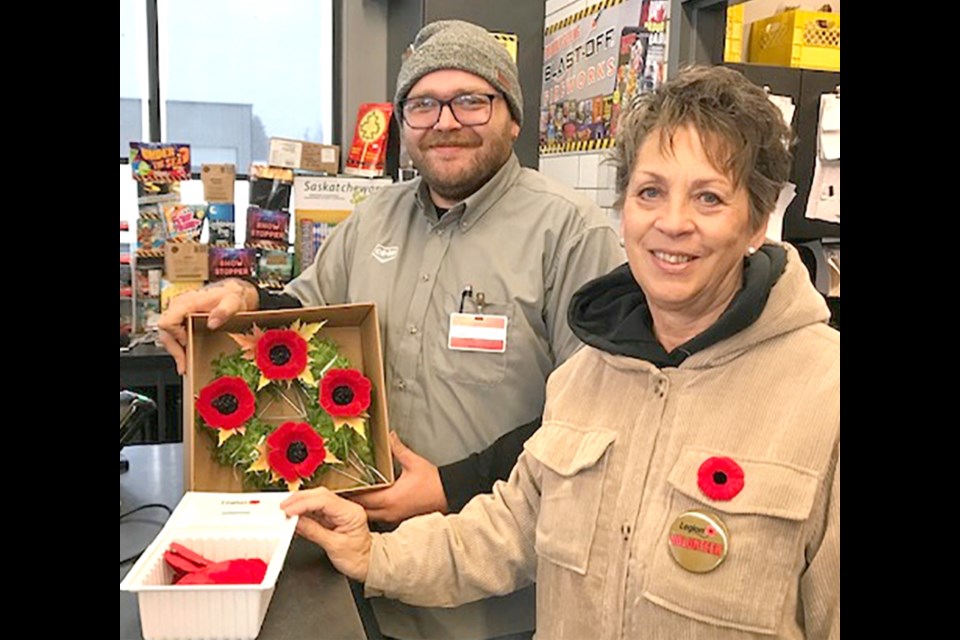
[287,153,622,466]
[285,152,623,639]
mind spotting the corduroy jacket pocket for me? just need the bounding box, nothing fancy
[525,422,617,575]
[642,446,822,635]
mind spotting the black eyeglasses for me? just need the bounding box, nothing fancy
[400,93,499,129]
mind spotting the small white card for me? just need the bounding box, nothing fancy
[448,313,508,353]
[819,94,841,161]
[768,94,796,129]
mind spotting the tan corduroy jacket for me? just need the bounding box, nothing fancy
[366,245,840,639]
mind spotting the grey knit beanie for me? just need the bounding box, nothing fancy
[394,20,523,127]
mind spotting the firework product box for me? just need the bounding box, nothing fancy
[245,207,290,251]
[257,249,294,289]
[268,138,340,175]
[201,163,236,203]
[120,491,297,640]
[293,176,393,273]
[130,142,191,183]
[344,103,393,177]
[163,204,208,244]
[207,203,236,247]
[249,164,293,211]
[164,242,209,282]
[208,247,257,281]
[184,304,394,494]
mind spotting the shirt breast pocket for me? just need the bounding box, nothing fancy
[525,422,617,575]
[642,447,821,635]
[434,289,514,386]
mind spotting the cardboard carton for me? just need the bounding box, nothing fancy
[184,303,393,493]
[268,138,340,174]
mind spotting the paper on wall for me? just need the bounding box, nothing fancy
[768,94,796,129]
[805,93,840,224]
[766,182,796,243]
[819,94,840,161]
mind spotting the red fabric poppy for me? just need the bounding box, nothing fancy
[319,369,372,417]
[255,329,309,380]
[164,543,212,580]
[196,376,256,430]
[697,456,745,501]
[265,422,327,483]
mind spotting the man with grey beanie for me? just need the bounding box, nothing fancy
[158,18,622,640]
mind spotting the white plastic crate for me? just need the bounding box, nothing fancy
[120,492,298,640]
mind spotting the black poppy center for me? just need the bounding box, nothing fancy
[333,385,355,405]
[211,393,239,415]
[286,441,308,464]
[269,344,292,366]
[712,471,728,485]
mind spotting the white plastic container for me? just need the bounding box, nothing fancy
[120,492,298,640]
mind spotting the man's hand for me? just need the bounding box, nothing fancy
[350,431,449,525]
[281,487,373,582]
[157,278,259,374]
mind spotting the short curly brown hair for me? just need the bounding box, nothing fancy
[612,65,793,230]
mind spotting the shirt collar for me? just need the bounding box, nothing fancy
[413,153,522,232]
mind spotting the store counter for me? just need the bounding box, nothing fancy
[120,443,366,640]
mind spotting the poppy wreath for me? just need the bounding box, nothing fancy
[194,319,381,491]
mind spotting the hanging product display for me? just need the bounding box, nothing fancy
[344,103,393,177]
[292,175,393,274]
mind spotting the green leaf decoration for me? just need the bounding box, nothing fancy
[197,327,377,491]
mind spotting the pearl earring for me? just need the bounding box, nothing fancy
[619,237,625,248]
[746,246,757,256]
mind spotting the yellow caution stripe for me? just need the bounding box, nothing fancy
[540,137,616,154]
[545,0,627,36]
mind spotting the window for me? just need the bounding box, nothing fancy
[120,0,334,245]
[120,0,334,168]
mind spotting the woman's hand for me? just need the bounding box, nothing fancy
[281,488,373,582]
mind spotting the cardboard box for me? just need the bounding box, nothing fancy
[120,492,297,640]
[185,303,393,494]
[268,138,340,174]
[200,163,236,203]
[164,242,209,282]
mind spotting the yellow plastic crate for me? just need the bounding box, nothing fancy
[748,9,840,71]
[724,3,745,63]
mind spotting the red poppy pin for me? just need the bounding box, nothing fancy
[249,421,340,491]
[196,376,256,444]
[255,329,309,381]
[320,369,372,438]
[697,456,745,501]
[229,320,324,390]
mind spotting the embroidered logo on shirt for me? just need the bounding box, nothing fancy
[371,244,399,264]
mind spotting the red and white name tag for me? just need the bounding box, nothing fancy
[448,313,508,353]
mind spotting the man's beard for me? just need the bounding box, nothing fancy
[407,126,513,203]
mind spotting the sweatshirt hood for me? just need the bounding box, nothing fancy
[568,244,827,368]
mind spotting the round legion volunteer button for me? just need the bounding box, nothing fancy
[667,511,729,573]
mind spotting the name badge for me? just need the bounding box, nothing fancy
[448,313,508,353]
